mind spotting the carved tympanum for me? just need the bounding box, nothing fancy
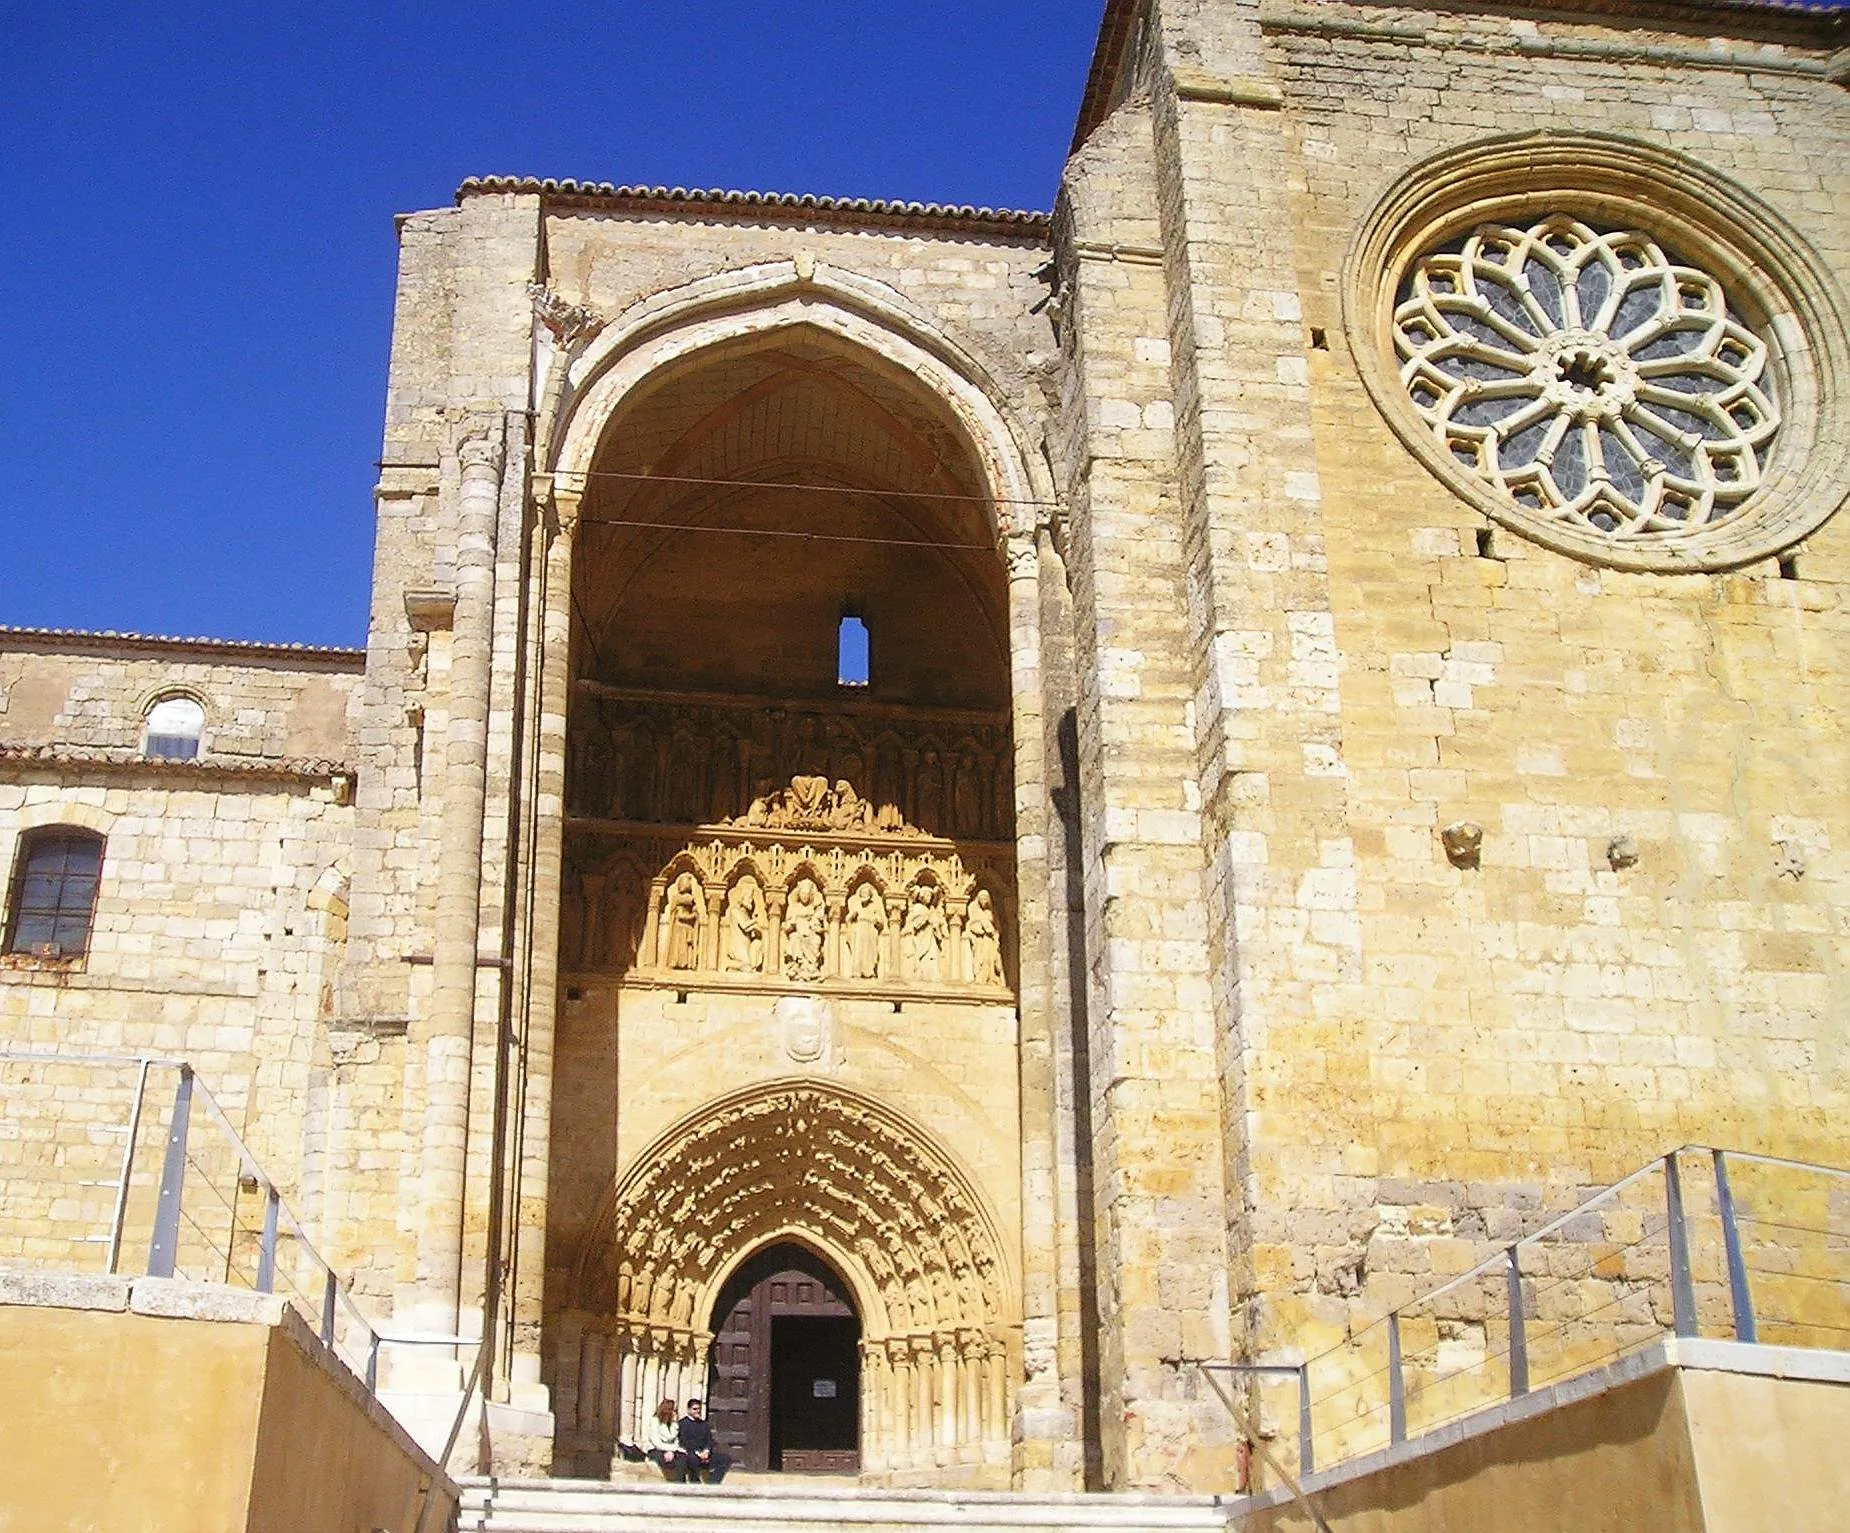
[566,688,1013,843]
[732,774,921,837]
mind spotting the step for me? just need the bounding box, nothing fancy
[458,1476,1235,1533]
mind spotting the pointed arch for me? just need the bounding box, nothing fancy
[572,1079,1016,1341]
[548,258,1057,534]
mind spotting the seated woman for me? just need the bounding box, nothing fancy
[646,1397,689,1481]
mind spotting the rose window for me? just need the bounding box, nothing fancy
[1394,216,1780,537]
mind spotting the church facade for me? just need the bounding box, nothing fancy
[2,0,1846,1497]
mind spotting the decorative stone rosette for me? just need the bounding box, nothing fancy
[1346,135,1850,573]
[1395,216,1779,539]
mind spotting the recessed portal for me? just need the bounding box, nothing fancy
[707,1244,861,1473]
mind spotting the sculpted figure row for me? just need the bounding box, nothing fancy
[659,867,1006,988]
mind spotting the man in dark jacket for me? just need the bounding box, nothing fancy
[677,1399,732,1484]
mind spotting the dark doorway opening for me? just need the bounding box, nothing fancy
[772,1314,861,1470]
[707,1244,860,1473]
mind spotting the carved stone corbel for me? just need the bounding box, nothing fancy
[528,282,608,348]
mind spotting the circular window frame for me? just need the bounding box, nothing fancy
[1345,133,1850,573]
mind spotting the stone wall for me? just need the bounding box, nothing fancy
[0,632,358,758]
[1054,0,1850,1484]
[0,638,359,1271]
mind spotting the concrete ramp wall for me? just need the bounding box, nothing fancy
[0,1273,456,1533]
[1236,1341,1849,1533]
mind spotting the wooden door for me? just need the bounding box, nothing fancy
[705,1245,859,1472]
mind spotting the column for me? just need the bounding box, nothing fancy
[581,1331,606,1432]
[886,894,907,982]
[890,1339,915,1471]
[414,416,503,1339]
[861,1342,885,1474]
[601,1340,621,1435]
[958,1328,983,1460]
[825,894,845,979]
[936,1335,958,1460]
[912,1337,934,1468]
[505,470,578,1417]
[702,885,725,971]
[641,879,665,969]
[986,1337,1008,1458]
[617,1339,640,1455]
[766,889,786,975]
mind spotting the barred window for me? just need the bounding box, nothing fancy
[6,828,105,958]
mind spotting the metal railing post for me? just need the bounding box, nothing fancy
[1712,1150,1757,1343]
[321,1269,338,1347]
[1506,1247,1528,1398]
[146,1066,194,1277]
[366,1333,381,1393]
[1388,1311,1406,1445]
[1666,1153,1698,1339]
[106,1058,152,1275]
[255,1185,280,1293]
[1297,1363,1314,1474]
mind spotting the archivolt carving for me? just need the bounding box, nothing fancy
[575,1082,1014,1346]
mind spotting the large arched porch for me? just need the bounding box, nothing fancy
[505,264,1072,1488]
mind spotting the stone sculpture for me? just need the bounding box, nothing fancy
[723,875,766,973]
[965,888,1002,987]
[664,871,703,970]
[903,882,947,983]
[783,876,827,982]
[845,881,886,979]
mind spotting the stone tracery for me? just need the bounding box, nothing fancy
[1395,215,1780,538]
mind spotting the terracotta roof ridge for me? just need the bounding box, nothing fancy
[0,625,366,664]
[456,178,1053,235]
[0,742,354,779]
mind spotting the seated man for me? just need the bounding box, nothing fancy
[676,1398,731,1484]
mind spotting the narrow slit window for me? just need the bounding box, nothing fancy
[837,615,870,688]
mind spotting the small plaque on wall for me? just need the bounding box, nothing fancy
[812,1379,837,1398]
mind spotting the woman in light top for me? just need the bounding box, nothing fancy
[647,1397,688,1481]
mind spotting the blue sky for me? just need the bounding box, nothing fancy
[0,3,1102,647]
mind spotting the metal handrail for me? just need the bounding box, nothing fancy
[1204,1141,1850,1483]
[413,1336,489,1533]
[1,1049,383,1390]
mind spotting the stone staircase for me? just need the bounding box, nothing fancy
[456,1476,1237,1532]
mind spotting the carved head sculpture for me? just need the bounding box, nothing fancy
[774,994,832,1066]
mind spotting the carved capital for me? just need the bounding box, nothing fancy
[553,487,582,535]
[456,421,505,477]
[1004,536,1039,583]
